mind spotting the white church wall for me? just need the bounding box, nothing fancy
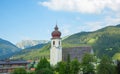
[50,38,62,65]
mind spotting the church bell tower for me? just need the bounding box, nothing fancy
[50,25,62,65]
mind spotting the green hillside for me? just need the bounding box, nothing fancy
[12,44,50,60]
[0,38,21,60]
[12,24,120,60]
[63,25,120,58]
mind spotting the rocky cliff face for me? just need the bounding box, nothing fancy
[16,40,49,49]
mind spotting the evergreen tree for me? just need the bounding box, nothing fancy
[56,61,66,74]
[36,57,50,71]
[27,72,35,74]
[70,59,80,74]
[11,68,27,74]
[81,53,95,74]
[97,55,116,74]
[35,68,53,74]
[35,57,53,74]
[65,54,71,74]
[116,60,120,74]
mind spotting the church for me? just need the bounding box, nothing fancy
[50,25,93,65]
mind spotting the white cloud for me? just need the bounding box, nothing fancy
[77,16,120,32]
[104,16,120,26]
[86,22,104,31]
[60,24,71,36]
[39,0,120,14]
[77,22,103,32]
[39,0,120,34]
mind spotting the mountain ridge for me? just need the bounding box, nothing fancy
[12,24,120,60]
[0,38,21,60]
[1,24,120,60]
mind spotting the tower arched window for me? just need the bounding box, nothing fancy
[59,41,60,45]
[53,41,55,45]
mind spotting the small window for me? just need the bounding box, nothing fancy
[53,41,55,45]
[59,41,60,45]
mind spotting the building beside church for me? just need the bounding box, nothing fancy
[62,47,93,62]
[0,60,29,73]
[50,25,93,65]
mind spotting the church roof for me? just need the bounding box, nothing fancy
[52,25,61,38]
[62,46,93,61]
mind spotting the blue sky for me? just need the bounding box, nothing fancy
[0,0,120,44]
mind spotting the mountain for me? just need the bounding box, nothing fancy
[63,25,120,58]
[16,40,49,49]
[0,38,21,60]
[116,24,120,27]
[12,43,50,60]
[12,24,120,60]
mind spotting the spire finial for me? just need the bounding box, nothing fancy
[55,22,58,30]
[55,25,58,30]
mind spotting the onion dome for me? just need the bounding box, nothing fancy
[52,25,61,38]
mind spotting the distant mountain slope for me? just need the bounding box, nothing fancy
[0,38,21,60]
[63,25,120,58]
[13,24,120,59]
[16,40,49,49]
[12,43,50,60]
[14,43,46,56]
[116,24,120,27]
